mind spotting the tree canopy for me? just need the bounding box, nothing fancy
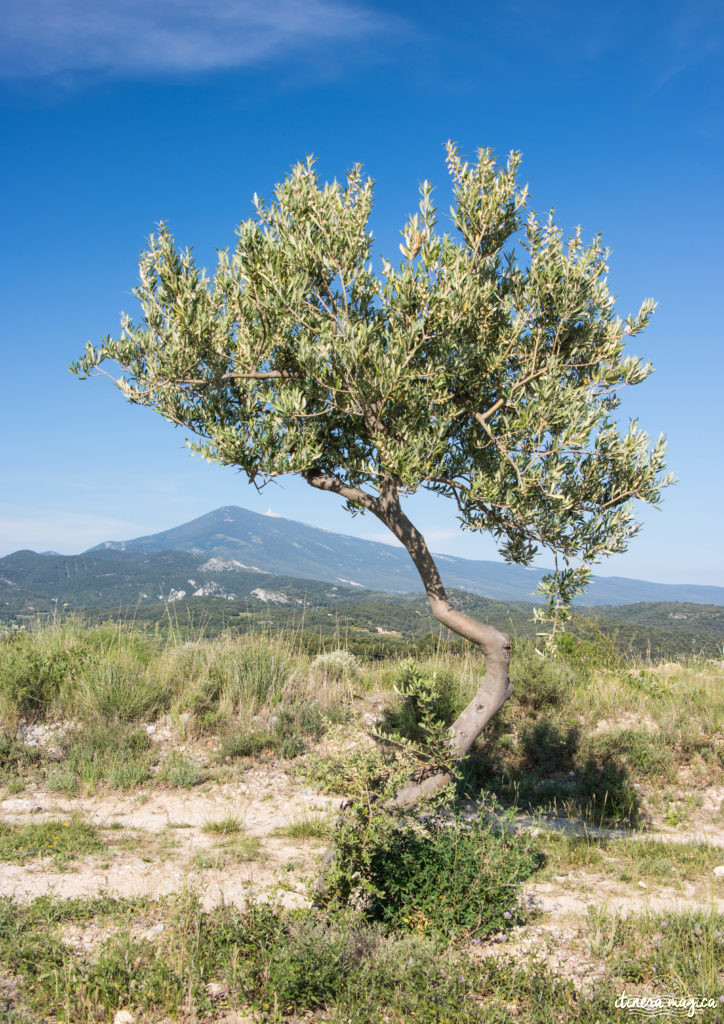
[72,143,671,800]
[72,144,669,594]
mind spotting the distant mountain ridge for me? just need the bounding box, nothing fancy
[87,505,724,607]
[0,547,342,619]
[2,543,722,659]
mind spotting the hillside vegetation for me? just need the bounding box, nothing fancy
[0,619,722,1021]
[1,548,722,661]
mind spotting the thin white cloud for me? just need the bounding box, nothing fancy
[0,512,148,556]
[646,2,724,100]
[1,0,390,80]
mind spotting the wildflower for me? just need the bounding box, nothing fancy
[503,911,512,919]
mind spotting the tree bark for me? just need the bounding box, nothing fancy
[305,472,513,807]
[375,500,512,806]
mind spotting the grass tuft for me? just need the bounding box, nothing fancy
[0,819,104,866]
[275,814,330,840]
[157,751,203,789]
[201,815,243,835]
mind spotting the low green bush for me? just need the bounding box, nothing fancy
[157,751,203,789]
[381,658,462,744]
[46,723,153,794]
[0,630,87,721]
[71,664,166,723]
[585,728,675,782]
[0,732,41,787]
[318,804,542,939]
[1,891,692,1024]
[309,649,359,682]
[587,908,723,992]
[575,755,641,825]
[555,619,623,671]
[0,620,160,725]
[219,730,278,759]
[510,641,577,710]
[219,698,331,762]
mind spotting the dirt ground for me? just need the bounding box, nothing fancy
[2,754,723,920]
[0,767,337,909]
[1,704,723,1020]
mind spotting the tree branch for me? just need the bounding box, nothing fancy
[304,471,382,513]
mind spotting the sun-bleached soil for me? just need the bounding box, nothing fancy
[0,765,336,908]
[2,746,722,918]
[1,694,723,1024]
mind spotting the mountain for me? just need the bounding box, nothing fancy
[0,547,344,618]
[2,545,722,659]
[88,505,724,607]
[0,547,540,653]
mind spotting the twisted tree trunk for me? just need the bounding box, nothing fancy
[376,500,512,806]
[305,472,513,807]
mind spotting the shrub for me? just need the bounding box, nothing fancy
[318,802,541,938]
[556,620,623,671]
[0,629,87,721]
[158,751,203,789]
[218,730,277,760]
[166,633,299,733]
[379,659,460,745]
[509,642,576,711]
[72,664,165,723]
[586,728,674,782]
[587,908,723,992]
[47,723,152,794]
[311,648,359,676]
[0,732,41,788]
[215,634,295,709]
[315,657,545,940]
[0,621,160,726]
[218,698,330,762]
[576,756,641,825]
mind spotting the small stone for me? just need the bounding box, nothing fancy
[146,724,157,735]
[638,881,648,889]
[113,1011,135,1024]
[713,865,724,878]
[553,875,566,883]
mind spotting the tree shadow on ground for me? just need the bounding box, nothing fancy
[459,717,644,828]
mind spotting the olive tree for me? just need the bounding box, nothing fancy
[72,143,670,805]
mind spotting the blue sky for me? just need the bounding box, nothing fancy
[1,0,722,586]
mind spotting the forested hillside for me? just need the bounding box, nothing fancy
[2,547,721,660]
